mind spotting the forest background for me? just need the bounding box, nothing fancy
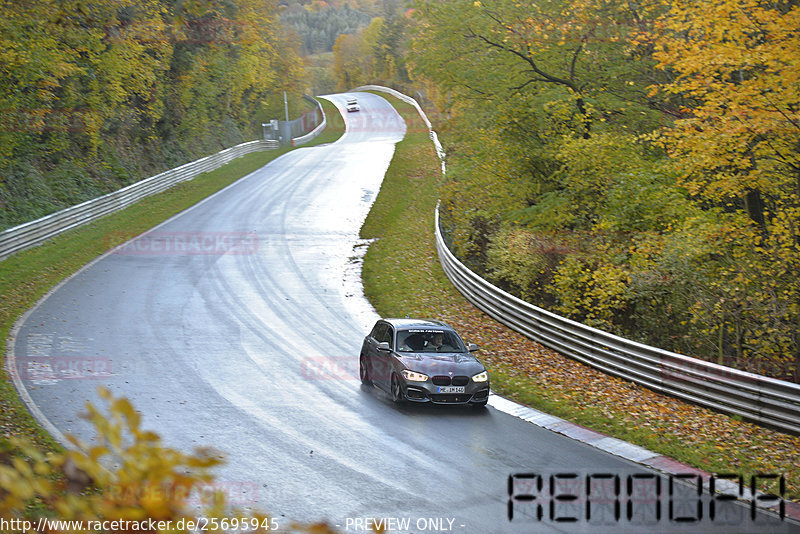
[322,0,800,382]
[0,0,309,231]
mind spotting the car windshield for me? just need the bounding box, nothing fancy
[396,329,467,353]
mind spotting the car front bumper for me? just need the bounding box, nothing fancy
[402,380,490,405]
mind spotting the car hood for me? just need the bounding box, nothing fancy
[399,352,486,376]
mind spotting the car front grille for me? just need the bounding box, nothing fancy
[432,375,471,386]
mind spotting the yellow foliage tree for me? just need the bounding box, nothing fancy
[0,388,337,533]
[654,0,800,221]
[653,0,800,368]
[332,32,365,91]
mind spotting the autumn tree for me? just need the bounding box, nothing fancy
[0,0,304,229]
[332,31,366,90]
[408,0,672,261]
[331,6,410,91]
[653,0,800,367]
[407,0,800,375]
[410,0,670,140]
[1,388,338,533]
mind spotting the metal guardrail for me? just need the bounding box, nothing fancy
[352,85,446,174]
[359,83,800,435]
[435,209,800,434]
[0,139,278,261]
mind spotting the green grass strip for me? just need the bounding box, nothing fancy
[360,101,461,315]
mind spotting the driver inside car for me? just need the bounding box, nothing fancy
[426,332,452,351]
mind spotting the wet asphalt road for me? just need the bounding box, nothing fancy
[8,93,797,533]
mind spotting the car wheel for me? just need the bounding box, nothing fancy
[390,374,405,404]
[359,355,371,385]
[472,400,488,409]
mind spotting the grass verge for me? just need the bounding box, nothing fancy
[0,97,344,452]
[360,93,800,500]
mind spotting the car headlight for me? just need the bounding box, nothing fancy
[472,371,489,383]
[401,369,428,382]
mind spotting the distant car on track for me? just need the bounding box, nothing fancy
[359,318,490,407]
[346,98,360,112]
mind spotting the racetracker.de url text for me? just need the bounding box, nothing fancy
[0,516,280,532]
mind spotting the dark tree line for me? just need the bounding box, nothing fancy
[281,3,373,54]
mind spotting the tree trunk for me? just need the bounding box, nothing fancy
[743,188,766,230]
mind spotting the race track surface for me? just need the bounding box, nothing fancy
[9,93,795,533]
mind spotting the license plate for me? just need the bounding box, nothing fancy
[436,386,465,393]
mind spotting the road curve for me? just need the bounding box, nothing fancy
[8,93,796,534]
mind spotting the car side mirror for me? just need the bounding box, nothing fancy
[377,342,391,352]
[468,343,479,352]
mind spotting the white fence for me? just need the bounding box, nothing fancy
[292,96,327,147]
[362,83,800,435]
